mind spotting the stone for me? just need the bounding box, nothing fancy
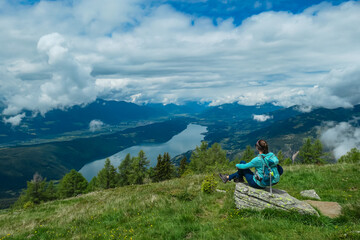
[216,189,226,193]
[300,189,321,200]
[234,183,319,216]
[305,200,342,218]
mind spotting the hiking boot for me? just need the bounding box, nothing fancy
[233,177,245,183]
[219,173,228,183]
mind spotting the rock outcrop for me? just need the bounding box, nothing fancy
[300,189,321,200]
[234,183,319,216]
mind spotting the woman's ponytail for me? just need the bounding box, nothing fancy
[256,139,269,154]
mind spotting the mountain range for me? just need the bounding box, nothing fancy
[0,99,359,208]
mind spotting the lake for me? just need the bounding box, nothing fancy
[79,124,207,181]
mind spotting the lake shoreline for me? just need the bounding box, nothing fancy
[79,123,207,181]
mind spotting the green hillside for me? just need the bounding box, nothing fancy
[1,163,359,240]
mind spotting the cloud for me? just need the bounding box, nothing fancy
[0,0,360,116]
[89,119,104,132]
[3,113,26,126]
[320,121,360,160]
[253,114,273,122]
[2,32,99,116]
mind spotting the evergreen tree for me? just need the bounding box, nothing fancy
[178,156,188,176]
[162,152,174,181]
[118,153,132,186]
[147,167,156,182]
[129,150,150,185]
[45,181,57,201]
[312,139,324,164]
[86,176,99,192]
[97,158,117,189]
[207,143,227,166]
[299,138,324,164]
[299,138,313,164]
[154,154,164,182]
[58,169,88,198]
[189,141,209,172]
[338,148,360,163]
[241,145,255,162]
[20,172,47,204]
[189,142,228,173]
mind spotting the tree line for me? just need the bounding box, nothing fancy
[14,150,189,208]
[14,138,359,208]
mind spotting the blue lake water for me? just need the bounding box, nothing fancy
[79,124,207,181]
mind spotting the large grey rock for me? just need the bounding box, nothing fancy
[234,183,319,216]
[300,189,321,200]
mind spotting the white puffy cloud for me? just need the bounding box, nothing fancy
[89,119,104,132]
[3,113,26,126]
[253,114,273,122]
[2,32,99,116]
[0,0,360,117]
[320,121,360,160]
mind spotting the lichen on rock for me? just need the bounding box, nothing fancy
[234,183,319,216]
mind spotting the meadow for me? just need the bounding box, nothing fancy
[0,163,359,240]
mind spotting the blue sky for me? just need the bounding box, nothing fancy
[17,0,349,22]
[0,0,360,122]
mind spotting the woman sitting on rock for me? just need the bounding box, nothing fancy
[219,139,283,189]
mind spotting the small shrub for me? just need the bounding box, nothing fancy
[283,158,292,165]
[181,169,194,177]
[201,175,218,194]
[23,201,34,209]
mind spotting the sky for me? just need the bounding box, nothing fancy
[1,0,360,118]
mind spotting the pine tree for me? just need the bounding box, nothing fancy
[189,142,228,173]
[299,138,324,164]
[45,181,57,201]
[299,138,313,164]
[147,167,156,182]
[129,150,150,185]
[118,153,132,186]
[312,139,324,164]
[58,169,88,198]
[178,156,187,176]
[22,172,47,204]
[14,172,50,207]
[189,141,209,172]
[162,152,173,181]
[154,154,163,182]
[207,143,227,166]
[97,158,117,189]
[86,176,99,192]
[240,145,255,162]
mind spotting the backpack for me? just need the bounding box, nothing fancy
[255,154,280,193]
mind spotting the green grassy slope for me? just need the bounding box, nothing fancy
[0,163,359,240]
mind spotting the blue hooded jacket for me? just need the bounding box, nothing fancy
[235,152,280,187]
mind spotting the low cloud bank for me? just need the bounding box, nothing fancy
[3,113,26,127]
[320,121,360,160]
[253,114,273,122]
[89,120,104,132]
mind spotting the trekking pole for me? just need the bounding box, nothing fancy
[269,170,272,194]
